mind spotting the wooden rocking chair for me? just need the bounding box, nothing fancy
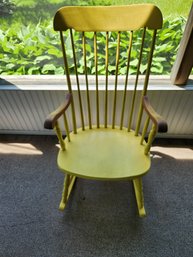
[44,4,168,217]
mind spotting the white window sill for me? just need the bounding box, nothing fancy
[0,75,193,91]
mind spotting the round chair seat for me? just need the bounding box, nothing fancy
[57,127,150,180]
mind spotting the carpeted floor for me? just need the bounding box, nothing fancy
[0,135,193,257]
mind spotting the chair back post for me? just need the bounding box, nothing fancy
[128,28,146,132]
[60,31,77,134]
[135,29,157,136]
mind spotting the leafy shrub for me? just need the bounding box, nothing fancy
[0,0,15,16]
[10,0,69,24]
[0,17,186,75]
[6,0,113,25]
[152,16,186,74]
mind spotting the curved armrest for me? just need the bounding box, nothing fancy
[44,93,72,130]
[143,96,168,133]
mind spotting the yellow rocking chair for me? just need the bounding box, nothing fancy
[44,4,168,217]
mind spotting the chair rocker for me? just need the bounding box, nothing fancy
[44,4,168,217]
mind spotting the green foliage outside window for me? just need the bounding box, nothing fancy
[0,0,189,75]
[0,0,15,16]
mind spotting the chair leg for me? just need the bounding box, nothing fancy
[133,177,146,217]
[59,174,76,211]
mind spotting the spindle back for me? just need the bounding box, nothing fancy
[54,4,163,135]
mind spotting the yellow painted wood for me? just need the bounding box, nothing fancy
[59,174,70,210]
[60,31,77,134]
[54,5,163,32]
[145,124,157,155]
[128,28,146,132]
[70,29,85,131]
[94,32,100,128]
[57,128,150,180]
[63,112,70,142]
[54,121,65,151]
[59,174,76,211]
[135,30,157,136]
[82,32,92,129]
[105,31,109,128]
[112,31,121,129]
[120,31,133,130]
[47,4,165,216]
[140,116,150,145]
[133,177,146,217]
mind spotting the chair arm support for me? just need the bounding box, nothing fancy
[142,96,168,133]
[44,93,72,130]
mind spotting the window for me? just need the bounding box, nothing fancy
[0,0,191,76]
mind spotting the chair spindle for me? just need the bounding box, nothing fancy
[120,31,133,130]
[70,29,85,131]
[63,112,70,142]
[128,28,146,132]
[135,29,157,136]
[94,32,100,128]
[140,116,150,145]
[60,31,77,134]
[82,32,92,129]
[112,31,121,129]
[144,123,157,154]
[54,121,65,151]
[105,31,109,128]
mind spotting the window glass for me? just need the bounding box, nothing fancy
[0,0,192,75]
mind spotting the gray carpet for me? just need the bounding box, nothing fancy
[0,135,193,257]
